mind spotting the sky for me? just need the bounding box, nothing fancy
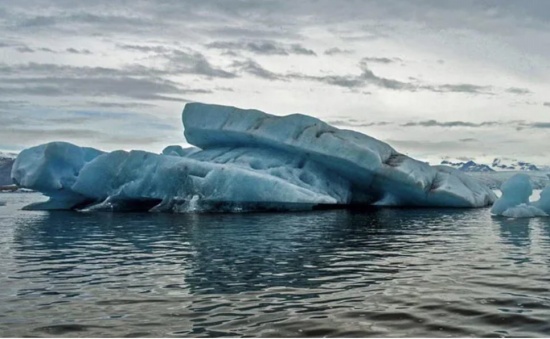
[1,0,550,165]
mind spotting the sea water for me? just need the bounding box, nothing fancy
[1,192,550,337]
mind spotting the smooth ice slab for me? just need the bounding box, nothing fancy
[183,103,496,207]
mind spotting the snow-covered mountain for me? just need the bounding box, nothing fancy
[0,152,17,186]
[440,158,550,173]
[440,160,494,172]
[491,158,547,171]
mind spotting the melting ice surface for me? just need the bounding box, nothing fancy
[11,103,496,212]
[491,173,550,218]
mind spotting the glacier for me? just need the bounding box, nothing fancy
[11,103,497,212]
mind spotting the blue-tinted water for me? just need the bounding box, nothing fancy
[1,193,550,337]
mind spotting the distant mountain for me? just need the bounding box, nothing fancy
[440,160,494,172]
[491,158,544,171]
[440,157,549,173]
[0,152,16,186]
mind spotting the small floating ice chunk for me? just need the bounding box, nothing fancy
[501,204,547,218]
[491,174,550,218]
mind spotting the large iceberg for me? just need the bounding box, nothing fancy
[11,103,497,212]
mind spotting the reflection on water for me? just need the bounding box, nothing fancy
[2,193,550,337]
[496,217,532,248]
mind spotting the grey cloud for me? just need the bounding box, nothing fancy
[506,87,531,95]
[0,61,220,101]
[227,58,493,95]
[299,62,490,94]
[215,86,234,92]
[37,47,57,53]
[232,59,281,80]
[400,119,550,130]
[84,101,156,109]
[544,102,550,107]
[324,47,353,55]
[361,57,402,64]
[327,119,390,128]
[529,122,550,129]
[0,99,30,108]
[66,47,92,54]
[431,83,492,95]
[206,40,316,56]
[1,76,185,98]
[166,50,236,78]
[207,41,288,55]
[16,46,34,53]
[0,62,212,102]
[385,139,482,154]
[201,26,302,40]
[286,64,413,90]
[360,68,413,90]
[459,138,478,142]
[15,12,155,32]
[0,127,103,140]
[401,120,501,128]
[117,44,172,54]
[17,15,57,28]
[289,44,316,55]
[115,45,237,79]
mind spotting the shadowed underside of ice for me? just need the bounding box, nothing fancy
[11,103,496,212]
[491,174,550,218]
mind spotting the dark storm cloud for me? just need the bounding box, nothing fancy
[206,40,316,56]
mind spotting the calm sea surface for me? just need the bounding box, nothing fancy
[1,192,550,337]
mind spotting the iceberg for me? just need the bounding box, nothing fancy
[11,142,104,209]
[11,103,497,212]
[491,174,550,218]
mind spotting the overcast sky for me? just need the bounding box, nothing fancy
[1,0,550,164]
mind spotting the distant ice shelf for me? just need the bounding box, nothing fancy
[11,103,497,212]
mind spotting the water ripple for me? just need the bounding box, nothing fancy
[2,193,550,336]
